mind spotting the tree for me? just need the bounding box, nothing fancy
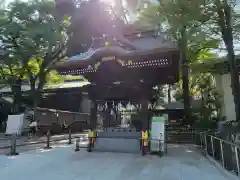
[150,85,165,108]
[0,0,68,110]
[0,2,29,112]
[204,0,240,121]
[136,0,219,123]
[0,54,27,113]
[174,72,221,127]
[56,0,142,57]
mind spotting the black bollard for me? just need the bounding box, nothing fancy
[44,130,52,149]
[8,133,19,156]
[68,128,72,145]
[75,136,80,151]
[141,140,146,156]
[87,138,92,152]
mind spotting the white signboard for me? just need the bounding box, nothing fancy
[5,114,25,135]
[150,116,165,152]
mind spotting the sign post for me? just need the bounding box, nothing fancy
[150,116,165,155]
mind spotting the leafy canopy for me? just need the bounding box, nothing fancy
[0,0,68,87]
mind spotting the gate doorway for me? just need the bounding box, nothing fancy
[96,101,143,131]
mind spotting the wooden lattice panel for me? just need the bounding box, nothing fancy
[35,108,58,126]
[57,111,74,125]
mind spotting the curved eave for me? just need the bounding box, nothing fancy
[53,47,179,70]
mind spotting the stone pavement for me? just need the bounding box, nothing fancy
[0,144,237,180]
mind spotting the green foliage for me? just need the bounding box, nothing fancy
[174,72,221,117]
[45,70,64,85]
[0,0,68,108]
[136,1,220,58]
[190,55,240,74]
[205,0,240,121]
[136,0,221,124]
[151,85,165,108]
[202,0,240,39]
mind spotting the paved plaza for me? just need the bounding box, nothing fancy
[0,144,237,180]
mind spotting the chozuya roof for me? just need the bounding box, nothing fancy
[57,25,178,67]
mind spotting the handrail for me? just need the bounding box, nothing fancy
[198,131,240,148]
[211,135,240,148]
[197,132,240,177]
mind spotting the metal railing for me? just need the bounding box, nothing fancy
[197,132,240,176]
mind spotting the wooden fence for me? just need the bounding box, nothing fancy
[35,107,90,135]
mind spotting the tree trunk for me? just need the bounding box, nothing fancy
[201,89,204,120]
[180,27,191,124]
[168,85,171,103]
[182,59,191,124]
[29,76,41,121]
[30,70,46,111]
[223,4,240,122]
[225,40,240,121]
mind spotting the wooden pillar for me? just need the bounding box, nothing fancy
[90,100,98,129]
[140,98,149,131]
